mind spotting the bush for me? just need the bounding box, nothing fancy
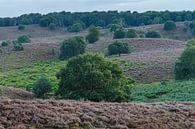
[33,77,52,99]
[113,28,126,39]
[175,40,195,80]
[12,41,24,51]
[145,30,161,38]
[192,28,195,36]
[86,26,100,43]
[57,53,132,102]
[1,40,11,46]
[68,23,83,32]
[18,24,25,30]
[59,36,86,60]
[17,35,31,43]
[164,21,176,31]
[108,24,122,32]
[108,41,131,56]
[49,23,56,30]
[0,49,3,54]
[126,29,137,38]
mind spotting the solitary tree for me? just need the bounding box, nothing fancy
[126,29,137,38]
[59,36,86,60]
[68,23,83,32]
[164,21,176,31]
[145,30,161,38]
[108,41,131,56]
[86,26,100,43]
[113,28,126,39]
[57,53,132,102]
[33,77,52,99]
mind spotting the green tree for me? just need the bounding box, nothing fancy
[164,21,176,31]
[68,23,83,32]
[108,41,131,56]
[113,28,126,39]
[17,35,31,43]
[108,24,122,32]
[57,53,132,102]
[145,30,161,38]
[18,24,25,30]
[49,23,56,30]
[33,77,52,99]
[86,26,100,43]
[12,41,24,51]
[59,36,86,60]
[126,29,137,38]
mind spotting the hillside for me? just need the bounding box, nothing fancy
[0,99,194,129]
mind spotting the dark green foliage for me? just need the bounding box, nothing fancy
[1,40,11,46]
[68,23,83,32]
[57,53,132,102]
[17,35,31,43]
[164,21,176,31]
[145,30,161,38]
[175,40,195,80]
[192,28,195,36]
[126,29,137,38]
[108,41,131,56]
[12,41,24,51]
[113,28,126,39]
[49,23,56,30]
[18,24,25,30]
[108,24,122,32]
[59,36,86,60]
[33,77,52,99]
[0,49,3,54]
[86,26,100,43]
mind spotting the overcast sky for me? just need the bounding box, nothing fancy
[0,0,194,17]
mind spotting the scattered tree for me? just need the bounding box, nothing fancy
[12,41,24,51]
[59,36,86,60]
[57,53,132,102]
[164,21,176,31]
[108,41,131,56]
[18,24,25,30]
[113,28,126,39]
[126,29,137,38]
[17,35,31,43]
[145,30,161,38]
[68,23,83,32]
[33,77,52,99]
[86,26,100,43]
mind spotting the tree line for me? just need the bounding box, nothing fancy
[0,11,195,27]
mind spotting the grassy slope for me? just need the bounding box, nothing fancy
[131,80,195,102]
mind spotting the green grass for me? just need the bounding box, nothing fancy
[0,60,67,91]
[131,80,195,102]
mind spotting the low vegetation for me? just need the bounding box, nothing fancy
[145,30,161,38]
[17,35,31,43]
[164,21,176,31]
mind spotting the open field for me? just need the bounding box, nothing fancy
[0,98,194,129]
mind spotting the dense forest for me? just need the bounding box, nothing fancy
[0,11,195,28]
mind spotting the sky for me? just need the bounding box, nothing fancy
[0,0,194,17]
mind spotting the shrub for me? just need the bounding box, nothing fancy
[108,24,122,32]
[175,45,195,80]
[187,39,195,47]
[0,49,3,54]
[49,23,56,30]
[12,41,24,51]
[145,30,161,38]
[192,28,195,36]
[59,36,86,60]
[86,26,100,43]
[108,41,131,56]
[18,24,25,30]
[33,77,52,99]
[1,40,11,46]
[113,28,125,39]
[17,35,31,43]
[68,23,83,32]
[126,29,137,38]
[164,21,176,31]
[57,53,132,102]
